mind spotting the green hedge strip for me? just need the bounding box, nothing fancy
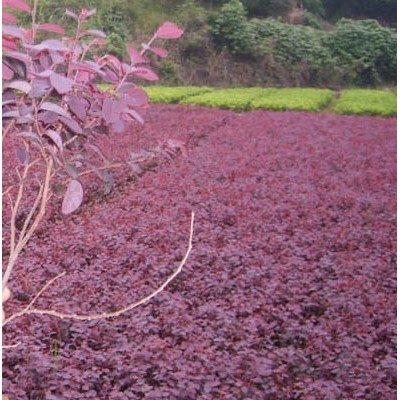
[99,85,396,116]
[144,86,213,103]
[250,88,334,111]
[332,89,397,117]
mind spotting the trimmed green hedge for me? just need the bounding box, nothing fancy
[250,88,334,111]
[332,89,397,117]
[144,86,213,104]
[179,88,266,111]
[100,84,396,116]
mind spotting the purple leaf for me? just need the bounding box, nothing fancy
[149,47,168,58]
[40,102,71,119]
[29,78,51,97]
[28,39,69,52]
[155,22,184,39]
[16,147,30,165]
[83,29,106,38]
[62,180,83,215]
[3,12,16,24]
[103,69,119,83]
[98,55,121,74]
[126,45,146,64]
[132,67,159,81]
[45,129,63,152]
[49,50,64,64]
[3,110,20,118]
[123,109,144,124]
[16,131,40,142]
[59,116,83,135]
[66,95,88,121]
[102,98,120,123]
[37,24,65,35]
[3,0,31,13]
[65,9,78,20]
[38,111,58,124]
[6,50,30,64]
[2,25,25,39]
[2,62,14,80]
[49,72,74,94]
[5,80,32,93]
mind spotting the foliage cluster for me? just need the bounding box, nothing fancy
[180,87,267,111]
[333,89,397,117]
[145,86,213,103]
[250,88,333,111]
[323,19,397,85]
[210,0,396,86]
[2,0,185,331]
[3,104,396,399]
[145,86,395,116]
[179,87,334,112]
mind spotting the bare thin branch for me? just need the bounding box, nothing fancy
[3,272,66,327]
[3,212,194,324]
[2,342,21,349]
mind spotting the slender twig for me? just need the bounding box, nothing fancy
[3,212,194,324]
[2,342,21,349]
[78,162,124,178]
[18,181,45,246]
[3,157,53,290]
[3,272,66,327]
[2,120,14,142]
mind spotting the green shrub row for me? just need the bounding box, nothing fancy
[143,86,396,116]
[332,90,397,117]
[210,0,397,86]
[144,86,213,103]
[180,88,267,111]
[250,88,334,112]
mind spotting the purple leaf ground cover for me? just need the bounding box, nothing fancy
[2,106,396,399]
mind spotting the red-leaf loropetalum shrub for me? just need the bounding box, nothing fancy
[2,0,183,293]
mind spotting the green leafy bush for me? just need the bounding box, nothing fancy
[250,18,333,69]
[250,88,334,111]
[180,88,266,110]
[333,90,397,116]
[210,0,258,56]
[323,19,397,85]
[145,86,213,103]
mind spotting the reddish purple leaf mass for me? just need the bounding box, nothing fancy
[2,106,396,399]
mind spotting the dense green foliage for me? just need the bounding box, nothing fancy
[333,90,397,116]
[250,18,332,68]
[250,88,334,111]
[323,19,397,85]
[145,86,213,103]
[209,0,256,56]
[180,88,267,110]
[98,85,395,116]
[210,0,396,86]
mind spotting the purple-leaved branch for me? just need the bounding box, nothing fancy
[2,0,193,343]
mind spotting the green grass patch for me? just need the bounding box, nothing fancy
[333,89,397,117]
[250,88,334,112]
[144,86,213,104]
[180,88,267,111]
